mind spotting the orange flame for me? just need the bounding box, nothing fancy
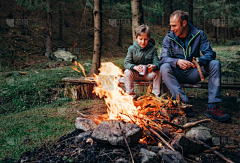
[92,62,142,124]
[73,60,86,77]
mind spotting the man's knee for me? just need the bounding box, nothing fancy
[124,69,133,77]
[160,63,172,75]
[209,60,221,70]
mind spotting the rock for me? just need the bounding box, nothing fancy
[147,146,162,153]
[170,133,205,154]
[75,117,97,131]
[115,158,131,163]
[186,125,212,142]
[139,148,159,163]
[91,120,142,146]
[158,149,186,163]
[74,131,92,145]
[51,50,77,62]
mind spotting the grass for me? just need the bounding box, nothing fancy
[0,63,92,115]
[0,102,76,160]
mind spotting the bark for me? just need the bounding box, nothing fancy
[117,24,123,47]
[59,2,63,41]
[227,23,229,39]
[45,9,52,58]
[11,50,14,64]
[89,0,102,75]
[203,18,205,32]
[131,0,141,43]
[224,21,226,43]
[188,0,193,24]
[169,0,173,14]
[139,0,144,25]
[216,26,218,44]
[162,14,164,26]
[232,27,235,38]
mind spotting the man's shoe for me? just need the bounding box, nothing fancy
[206,105,231,122]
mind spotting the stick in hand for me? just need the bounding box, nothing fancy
[192,57,204,81]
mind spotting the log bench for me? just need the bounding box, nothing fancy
[62,77,240,100]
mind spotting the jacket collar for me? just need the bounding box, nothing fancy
[167,23,200,39]
[133,41,153,50]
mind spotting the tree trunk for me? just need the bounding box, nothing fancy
[59,2,63,41]
[224,21,226,43]
[216,26,218,44]
[11,50,14,64]
[45,9,52,58]
[131,0,141,43]
[117,24,123,47]
[188,0,193,24]
[139,0,144,25]
[162,14,164,26]
[203,17,205,32]
[169,0,173,14]
[89,0,102,75]
[232,27,235,38]
[227,22,229,39]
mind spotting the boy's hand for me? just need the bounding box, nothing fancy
[147,64,156,73]
[133,65,143,72]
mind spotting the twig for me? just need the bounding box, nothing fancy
[182,119,212,129]
[77,111,87,117]
[118,122,134,163]
[152,118,212,130]
[196,140,234,163]
[149,127,175,151]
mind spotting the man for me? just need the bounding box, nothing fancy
[160,10,230,122]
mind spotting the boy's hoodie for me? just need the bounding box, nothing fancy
[124,41,160,71]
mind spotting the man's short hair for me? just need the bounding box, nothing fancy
[170,10,189,23]
[134,24,151,38]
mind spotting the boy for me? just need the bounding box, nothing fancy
[124,24,161,98]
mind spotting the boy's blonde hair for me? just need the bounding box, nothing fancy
[134,24,151,38]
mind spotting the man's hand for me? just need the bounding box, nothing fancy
[147,64,156,73]
[133,65,143,72]
[177,59,195,70]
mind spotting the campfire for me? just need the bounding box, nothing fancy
[73,62,234,163]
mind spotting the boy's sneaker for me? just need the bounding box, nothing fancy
[206,105,231,122]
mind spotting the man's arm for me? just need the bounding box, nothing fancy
[198,31,216,66]
[160,36,179,68]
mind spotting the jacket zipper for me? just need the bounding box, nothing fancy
[167,31,200,59]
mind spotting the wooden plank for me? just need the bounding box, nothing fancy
[62,77,95,84]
